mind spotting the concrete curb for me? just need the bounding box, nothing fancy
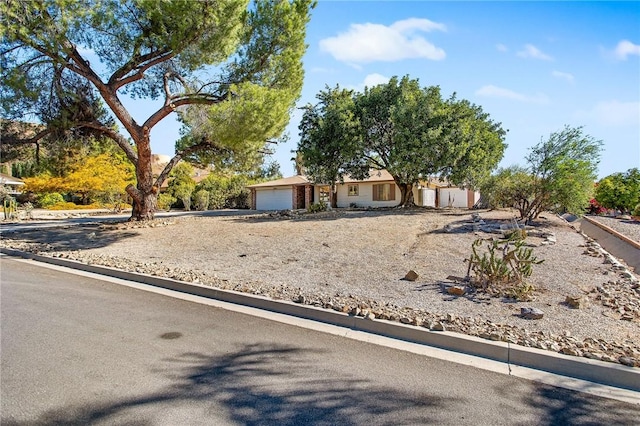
[2,247,639,392]
[579,216,640,273]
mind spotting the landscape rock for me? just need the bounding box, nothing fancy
[520,307,544,320]
[565,295,588,309]
[618,356,637,367]
[404,270,419,281]
[447,285,466,296]
[431,321,446,331]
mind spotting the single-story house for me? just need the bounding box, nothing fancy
[0,173,25,195]
[247,170,480,210]
[247,175,316,211]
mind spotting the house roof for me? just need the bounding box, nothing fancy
[0,173,25,186]
[248,170,396,189]
[247,175,311,188]
[246,170,466,189]
[341,169,395,183]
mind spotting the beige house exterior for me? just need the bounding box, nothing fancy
[0,173,25,195]
[248,170,480,211]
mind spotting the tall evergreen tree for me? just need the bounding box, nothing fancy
[1,0,315,220]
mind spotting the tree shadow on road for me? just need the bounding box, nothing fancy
[2,343,453,425]
[493,380,639,426]
[0,224,138,251]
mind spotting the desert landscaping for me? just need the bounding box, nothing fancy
[2,208,639,367]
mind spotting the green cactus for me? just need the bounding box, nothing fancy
[465,234,544,301]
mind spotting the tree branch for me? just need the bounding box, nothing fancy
[153,138,225,188]
[76,121,138,164]
[111,51,175,90]
[143,93,226,131]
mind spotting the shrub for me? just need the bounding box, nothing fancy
[196,174,251,209]
[157,193,176,211]
[38,192,65,208]
[225,188,250,209]
[633,203,640,217]
[48,201,80,210]
[594,168,640,214]
[588,198,607,215]
[307,201,328,213]
[193,189,210,211]
[465,234,544,301]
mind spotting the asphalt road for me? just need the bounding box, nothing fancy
[1,256,638,425]
[0,209,249,234]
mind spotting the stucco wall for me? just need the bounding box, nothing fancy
[336,182,400,208]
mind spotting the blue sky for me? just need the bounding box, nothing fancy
[139,1,640,179]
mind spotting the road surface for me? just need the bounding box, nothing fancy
[1,256,638,425]
[0,209,249,234]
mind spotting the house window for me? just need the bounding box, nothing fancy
[348,184,359,196]
[318,186,330,203]
[372,183,395,201]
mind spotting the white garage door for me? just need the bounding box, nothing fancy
[255,188,293,210]
[439,188,468,208]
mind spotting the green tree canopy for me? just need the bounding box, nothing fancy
[481,126,602,222]
[594,168,640,213]
[1,0,315,220]
[297,85,361,207]
[297,76,507,206]
[479,165,533,213]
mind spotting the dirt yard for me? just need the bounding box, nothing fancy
[2,208,639,365]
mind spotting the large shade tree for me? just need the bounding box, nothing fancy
[297,76,507,206]
[1,0,314,220]
[297,85,360,207]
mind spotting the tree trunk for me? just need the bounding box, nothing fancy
[397,183,415,207]
[127,184,158,221]
[330,184,338,209]
[125,130,159,221]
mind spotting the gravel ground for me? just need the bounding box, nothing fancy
[2,208,639,366]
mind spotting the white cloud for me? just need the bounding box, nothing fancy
[517,44,553,61]
[613,40,640,60]
[575,100,640,127]
[496,43,508,52]
[552,70,574,83]
[319,18,446,64]
[390,18,447,34]
[346,73,391,92]
[475,85,549,104]
[363,73,390,88]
